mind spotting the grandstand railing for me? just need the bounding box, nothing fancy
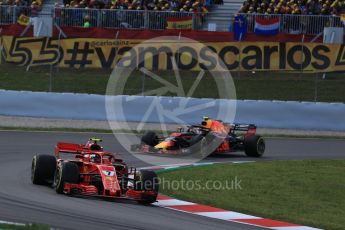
[53,9,345,34]
[0,6,31,25]
[239,13,344,35]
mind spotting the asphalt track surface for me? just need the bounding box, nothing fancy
[0,131,344,230]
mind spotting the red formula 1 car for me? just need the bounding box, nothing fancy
[133,117,265,158]
[31,138,159,204]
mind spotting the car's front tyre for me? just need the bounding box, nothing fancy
[141,131,159,147]
[135,170,159,204]
[31,154,56,185]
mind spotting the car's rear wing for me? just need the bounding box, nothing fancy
[228,124,257,136]
[54,142,84,157]
[231,124,257,132]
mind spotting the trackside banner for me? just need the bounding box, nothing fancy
[2,36,345,72]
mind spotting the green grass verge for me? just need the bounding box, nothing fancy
[158,160,345,230]
[0,223,49,230]
[1,63,345,102]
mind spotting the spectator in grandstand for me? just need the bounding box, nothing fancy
[14,0,28,6]
[30,1,41,17]
[83,14,91,27]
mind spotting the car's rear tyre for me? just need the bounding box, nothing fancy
[54,162,79,194]
[141,131,159,147]
[244,135,265,157]
[136,170,159,204]
[31,154,56,185]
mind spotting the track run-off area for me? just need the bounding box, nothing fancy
[0,130,344,230]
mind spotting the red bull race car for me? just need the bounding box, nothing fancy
[133,117,265,158]
[31,138,159,204]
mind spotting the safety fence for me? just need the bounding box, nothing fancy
[1,5,344,34]
[53,9,345,34]
[0,6,31,24]
[53,8,203,30]
[1,90,345,131]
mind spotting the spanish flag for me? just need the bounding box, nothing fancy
[18,14,30,26]
[166,16,193,30]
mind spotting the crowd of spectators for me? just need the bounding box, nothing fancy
[0,0,42,9]
[0,0,42,18]
[60,0,211,14]
[54,0,210,29]
[0,0,31,6]
[53,0,213,29]
[239,0,345,15]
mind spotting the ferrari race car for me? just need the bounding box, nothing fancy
[134,117,265,157]
[31,138,159,204]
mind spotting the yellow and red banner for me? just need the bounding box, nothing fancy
[166,16,193,30]
[2,35,345,72]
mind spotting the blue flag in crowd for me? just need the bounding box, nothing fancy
[233,15,247,41]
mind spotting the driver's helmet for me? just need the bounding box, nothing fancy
[90,154,101,163]
[176,126,184,133]
[202,116,209,121]
[201,116,212,128]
